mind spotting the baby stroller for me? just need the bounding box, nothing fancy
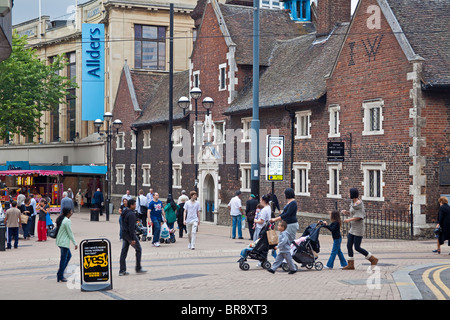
[238,222,276,271]
[136,219,151,242]
[282,222,324,271]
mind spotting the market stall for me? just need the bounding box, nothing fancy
[0,170,64,212]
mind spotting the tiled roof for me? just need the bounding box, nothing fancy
[132,70,189,127]
[219,3,306,66]
[226,23,348,113]
[387,0,450,87]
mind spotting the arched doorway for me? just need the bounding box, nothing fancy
[203,174,215,222]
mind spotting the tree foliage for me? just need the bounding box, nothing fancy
[0,32,77,140]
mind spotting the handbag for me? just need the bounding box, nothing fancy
[20,214,29,224]
[48,226,59,239]
[266,229,278,246]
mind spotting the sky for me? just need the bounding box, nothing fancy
[12,0,359,26]
[12,0,91,25]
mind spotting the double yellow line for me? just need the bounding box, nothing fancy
[422,264,450,300]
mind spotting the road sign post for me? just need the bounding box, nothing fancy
[266,135,284,181]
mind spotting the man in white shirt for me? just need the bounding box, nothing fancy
[146,188,154,203]
[228,191,244,239]
[177,190,189,205]
[137,189,148,226]
[121,190,132,206]
[184,191,201,250]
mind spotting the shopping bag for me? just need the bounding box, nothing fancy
[266,229,278,246]
[241,215,246,230]
[20,214,29,224]
[160,222,170,239]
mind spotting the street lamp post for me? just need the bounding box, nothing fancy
[177,89,214,192]
[94,112,122,221]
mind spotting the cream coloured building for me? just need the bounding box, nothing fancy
[3,0,196,194]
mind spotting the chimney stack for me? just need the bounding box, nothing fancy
[316,0,351,36]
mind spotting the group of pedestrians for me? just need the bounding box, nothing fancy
[233,186,384,274]
[118,189,201,276]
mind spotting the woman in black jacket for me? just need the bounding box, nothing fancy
[434,196,450,254]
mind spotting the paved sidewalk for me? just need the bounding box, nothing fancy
[0,209,449,300]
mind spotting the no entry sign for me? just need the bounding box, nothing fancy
[266,135,284,181]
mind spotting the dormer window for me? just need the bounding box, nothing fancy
[284,0,311,21]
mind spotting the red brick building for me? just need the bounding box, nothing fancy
[111,0,450,236]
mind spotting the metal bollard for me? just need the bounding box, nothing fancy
[0,224,6,251]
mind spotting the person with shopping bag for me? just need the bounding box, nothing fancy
[147,193,166,247]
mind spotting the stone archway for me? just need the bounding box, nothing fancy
[203,174,215,222]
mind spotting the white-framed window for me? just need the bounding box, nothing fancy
[143,129,151,149]
[193,70,200,88]
[115,164,125,185]
[219,63,227,91]
[173,126,183,147]
[293,162,310,196]
[241,117,252,142]
[214,121,225,144]
[131,132,136,150]
[116,132,125,150]
[260,0,283,9]
[295,110,311,139]
[327,162,342,198]
[142,164,151,186]
[361,162,386,201]
[362,99,384,135]
[173,163,182,188]
[240,163,251,192]
[328,104,341,138]
[130,164,136,186]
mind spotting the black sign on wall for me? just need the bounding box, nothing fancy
[327,142,345,162]
[439,161,450,186]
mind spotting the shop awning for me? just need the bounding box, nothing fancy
[0,170,63,176]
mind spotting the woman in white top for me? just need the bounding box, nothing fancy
[253,194,272,241]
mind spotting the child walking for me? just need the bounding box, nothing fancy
[267,221,297,274]
[323,210,347,269]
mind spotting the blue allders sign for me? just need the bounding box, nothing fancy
[82,24,105,121]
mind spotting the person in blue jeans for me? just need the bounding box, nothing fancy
[147,193,166,247]
[323,210,347,269]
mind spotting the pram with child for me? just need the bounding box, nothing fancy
[135,219,151,242]
[281,222,324,271]
[238,222,277,271]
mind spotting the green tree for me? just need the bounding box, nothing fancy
[0,32,77,141]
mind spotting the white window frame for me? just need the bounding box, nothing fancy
[241,117,252,143]
[130,164,136,186]
[293,162,310,196]
[131,132,136,150]
[295,110,312,139]
[115,164,125,185]
[362,99,384,136]
[214,120,225,144]
[173,126,183,147]
[142,164,151,186]
[143,129,151,149]
[219,63,227,91]
[328,104,341,138]
[361,162,386,201]
[173,163,182,189]
[116,132,125,150]
[260,0,283,9]
[327,162,342,199]
[240,163,251,192]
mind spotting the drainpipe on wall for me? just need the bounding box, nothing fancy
[285,106,295,189]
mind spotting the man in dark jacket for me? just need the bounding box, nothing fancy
[119,199,147,276]
[245,194,258,240]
